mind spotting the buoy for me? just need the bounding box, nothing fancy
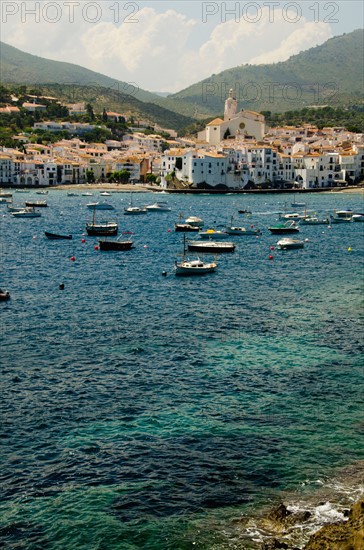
[94,245,99,251]
[167,229,171,232]
[162,271,167,276]
[269,255,274,260]
[348,247,352,252]
[59,283,65,290]
[270,246,275,251]
[143,245,148,248]
[305,238,309,242]
[70,256,76,261]
[81,238,86,243]
[33,235,37,240]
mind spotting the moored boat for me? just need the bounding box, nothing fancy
[45,231,73,240]
[352,214,364,222]
[0,289,10,301]
[11,208,41,218]
[86,207,118,235]
[98,238,133,251]
[145,202,171,212]
[25,201,48,207]
[175,223,199,232]
[301,216,330,225]
[277,238,305,250]
[175,235,217,275]
[268,221,300,234]
[198,229,230,240]
[187,240,235,253]
[87,202,114,210]
[185,216,204,228]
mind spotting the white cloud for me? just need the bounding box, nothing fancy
[1,4,333,92]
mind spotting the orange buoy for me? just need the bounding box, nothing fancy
[269,255,274,260]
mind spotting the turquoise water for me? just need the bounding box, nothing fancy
[1,191,363,549]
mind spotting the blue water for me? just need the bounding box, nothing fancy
[1,190,363,549]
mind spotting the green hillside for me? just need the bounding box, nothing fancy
[0,41,160,104]
[170,30,364,116]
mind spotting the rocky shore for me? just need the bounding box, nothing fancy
[259,499,364,550]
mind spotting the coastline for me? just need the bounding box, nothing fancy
[2,183,363,194]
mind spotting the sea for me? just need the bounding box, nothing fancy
[1,189,363,549]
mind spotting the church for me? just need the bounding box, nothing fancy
[198,89,266,145]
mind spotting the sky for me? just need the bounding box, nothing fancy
[1,1,363,93]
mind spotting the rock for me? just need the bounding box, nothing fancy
[268,503,292,523]
[304,499,364,550]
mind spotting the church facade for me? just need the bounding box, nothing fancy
[198,89,266,145]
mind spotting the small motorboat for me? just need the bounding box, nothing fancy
[98,239,133,251]
[87,202,114,210]
[82,192,93,196]
[352,213,364,222]
[67,192,79,197]
[187,240,235,253]
[0,289,10,301]
[11,208,41,218]
[45,231,73,240]
[238,209,252,214]
[25,201,48,207]
[277,238,305,250]
[185,216,204,228]
[268,221,300,234]
[225,225,261,235]
[145,202,171,212]
[100,192,111,196]
[124,206,148,215]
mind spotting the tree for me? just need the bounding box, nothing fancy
[86,169,95,183]
[102,108,108,122]
[86,103,95,120]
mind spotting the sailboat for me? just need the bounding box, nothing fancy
[86,206,118,236]
[124,193,147,215]
[174,235,217,276]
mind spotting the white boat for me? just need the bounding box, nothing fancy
[301,216,330,225]
[87,202,114,210]
[279,212,303,220]
[82,192,93,196]
[277,238,305,250]
[175,236,217,276]
[145,202,171,212]
[124,193,148,215]
[185,216,204,228]
[11,208,41,218]
[225,221,261,235]
[187,240,235,253]
[100,191,111,196]
[352,214,364,222]
[330,211,353,223]
[124,206,148,215]
[67,192,79,197]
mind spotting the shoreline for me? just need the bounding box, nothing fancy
[2,183,363,195]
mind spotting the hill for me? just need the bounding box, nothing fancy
[169,30,364,116]
[0,41,160,104]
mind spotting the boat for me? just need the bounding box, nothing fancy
[124,206,148,215]
[45,231,72,240]
[15,189,30,193]
[0,197,11,203]
[238,209,252,214]
[277,238,305,250]
[0,192,13,198]
[86,202,114,210]
[100,192,111,196]
[291,196,306,208]
[36,190,48,195]
[145,202,171,212]
[279,212,303,220]
[301,215,330,225]
[187,240,235,253]
[268,221,300,234]
[82,192,93,196]
[67,192,79,197]
[175,236,217,275]
[225,217,261,235]
[185,216,204,228]
[124,193,148,215]
[198,229,230,240]
[25,201,48,207]
[330,211,353,223]
[352,214,364,222]
[11,208,41,218]
[7,205,25,213]
[0,289,10,301]
[175,223,199,232]
[86,207,118,236]
[98,238,133,251]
